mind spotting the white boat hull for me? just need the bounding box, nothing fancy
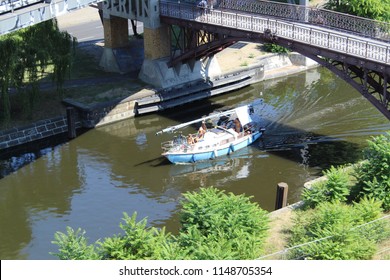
[163,131,262,164]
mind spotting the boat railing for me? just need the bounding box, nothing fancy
[161,134,195,153]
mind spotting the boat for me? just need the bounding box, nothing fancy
[156,105,265,164]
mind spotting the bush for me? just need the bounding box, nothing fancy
[52,227,99,260]
[302,166,351,208]
[263,43,290,54]
[352,133,390,211]
[288,198,389,260]
[52,187,270,260]
[178,187,270,259]
[97,212,174,260]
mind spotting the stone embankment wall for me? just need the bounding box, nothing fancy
[0,116,81,150]
[63,94,140,129]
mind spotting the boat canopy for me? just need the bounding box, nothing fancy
[156,105,253,135]
[235,106,252,127]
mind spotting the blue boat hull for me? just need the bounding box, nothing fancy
[164,131,262,164]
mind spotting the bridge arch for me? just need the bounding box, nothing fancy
[159,1,390,119]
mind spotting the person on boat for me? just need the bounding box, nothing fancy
[244,123,252,135]
[197,121,207,139]
[234,118,243,134]
[217,116,229,127]
[187,134,195,145]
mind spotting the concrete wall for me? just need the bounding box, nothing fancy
[64,96,138,128]
[0,116,81,150]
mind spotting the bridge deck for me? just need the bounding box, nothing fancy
[160,2,390,68]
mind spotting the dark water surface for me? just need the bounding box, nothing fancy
[1,67,389,259]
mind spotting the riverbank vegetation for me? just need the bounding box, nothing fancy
[52,187,270,260]
[0,19,76,127]
[51,133,390,260]
[289,132,390,260]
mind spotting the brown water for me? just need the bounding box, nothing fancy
[1,67,389,259]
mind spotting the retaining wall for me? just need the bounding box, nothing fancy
[0,116,81,150]
[63,95,138,128]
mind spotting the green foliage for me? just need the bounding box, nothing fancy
[302,166,351,208]
[178,187,269,259]
[0,20,76,125]
[262,43,290,54]
[0,35,21,124]
[352,133,390,211]
[51,187,270,260]
[324,0,390,21]
[51,227,98,260]
[98,212,174,260]
[288,199,389,260]
[50,32,77,96]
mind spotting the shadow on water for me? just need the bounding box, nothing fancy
[0,128,89,179]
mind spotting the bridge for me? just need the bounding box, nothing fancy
[158,0,390,119]
[1,0,390,119]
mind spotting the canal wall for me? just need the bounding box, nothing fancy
[0,116,82,150]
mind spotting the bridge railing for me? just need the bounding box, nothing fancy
[0,0,103,35]
[217,0,390,42]
[160,2,390,65]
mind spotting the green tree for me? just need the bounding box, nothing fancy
[0,36,21,124]
[0,19,76,125]
[324,0,390,21]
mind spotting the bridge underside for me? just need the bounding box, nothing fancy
[161,16,390,120]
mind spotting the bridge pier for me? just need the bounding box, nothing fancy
[99,15,132,73]
[139,24,222,88]
[139,55,222,89]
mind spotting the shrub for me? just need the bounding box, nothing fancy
[52,187,270,260]
[302,166,351,208]
[352,133,390,210]
[97,212,174,260]
[178,187,269,259]
[263,43,289,54]
[288,198,389,260]
[52,227,98,260]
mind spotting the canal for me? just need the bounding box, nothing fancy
[1,67,389,259]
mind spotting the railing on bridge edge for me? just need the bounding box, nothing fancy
[160,2,390,66]
[217,0,390,43]
[0,0,103,35]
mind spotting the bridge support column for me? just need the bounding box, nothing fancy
[143,25,171,60]
[99,15,131,73]
[139,25,222,88]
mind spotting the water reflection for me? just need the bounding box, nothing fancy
[0,67,389,259]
